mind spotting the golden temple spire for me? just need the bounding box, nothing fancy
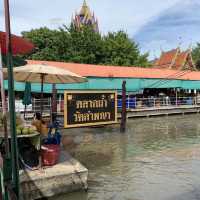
[80,0,90,16]
[72,0,100,32]
[83,0,87,7]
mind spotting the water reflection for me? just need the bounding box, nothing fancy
[54,114,200,200]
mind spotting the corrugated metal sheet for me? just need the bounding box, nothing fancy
[3,78,141,93]
[181,80,200,89]
[4,77,200,93]
[141,79,182,89]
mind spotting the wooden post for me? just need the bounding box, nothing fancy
[120,81,126,133]
[51,83,57,122]
[176,89,178,106]
[59,94,62,113]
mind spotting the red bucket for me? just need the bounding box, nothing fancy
[41,145,60,166]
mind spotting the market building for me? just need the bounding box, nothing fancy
[9,60,199,93]
[3,59,199,113]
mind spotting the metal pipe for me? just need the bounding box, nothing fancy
[40,74,44,116]
[51,83,57,122]
[4,0,20,197]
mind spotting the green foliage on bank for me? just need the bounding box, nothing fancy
[22,26,150,67]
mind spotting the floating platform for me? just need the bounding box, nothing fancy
[122,105,200,118]
[20,151,88,200]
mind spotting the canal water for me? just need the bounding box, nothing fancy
[54,114,200,200]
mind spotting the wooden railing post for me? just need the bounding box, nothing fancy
[120,81,127,133]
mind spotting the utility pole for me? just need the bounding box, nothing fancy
[4,0,20,198]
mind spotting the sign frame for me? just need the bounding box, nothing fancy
[64,90,118,128]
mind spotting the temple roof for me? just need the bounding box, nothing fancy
[154,48,196,70]
[79,0,90,16]
[72,0,99,32]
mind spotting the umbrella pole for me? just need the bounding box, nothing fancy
[51,83,57,122]
[39,74,45,169]
[40,74,44,116]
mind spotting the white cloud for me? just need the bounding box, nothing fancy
[135,0,200,58]
[0,0,180,35]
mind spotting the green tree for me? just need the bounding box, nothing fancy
[102,31,149,66]
[192,43,200,70]
[22,27,63,61]
[65,25,104,64]
[22,26,150,67]
[2,55,27,67]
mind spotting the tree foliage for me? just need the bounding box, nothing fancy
[102,31,149,66]
[192,43,200,70]
[22,26,149,67]
[2,55,27,67]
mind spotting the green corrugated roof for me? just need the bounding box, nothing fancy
[3,78,142,93]
[3,77,200,93]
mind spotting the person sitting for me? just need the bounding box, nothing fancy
[43,113,61,145]
[32,112,48,137]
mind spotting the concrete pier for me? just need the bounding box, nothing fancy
[20,151,88,200]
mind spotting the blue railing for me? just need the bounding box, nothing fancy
[118,97,136,109]
[117,96,197,109]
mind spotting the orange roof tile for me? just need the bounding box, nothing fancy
[27,60,200,81]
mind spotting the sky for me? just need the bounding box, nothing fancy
[135,0,200,58]
[1,0,199,58]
